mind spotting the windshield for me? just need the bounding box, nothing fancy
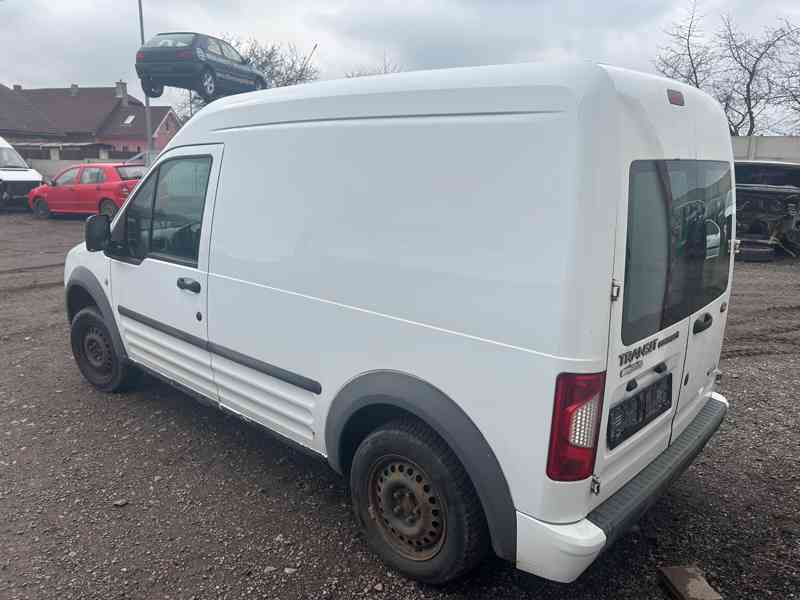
[116,166,146,180]
[145,33,195,48]
[0,147,29,169]
[622,160,733,345]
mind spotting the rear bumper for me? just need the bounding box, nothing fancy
[515,393,728,582]
[136,61,204,84]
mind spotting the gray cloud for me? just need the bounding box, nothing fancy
[1,0,798,108]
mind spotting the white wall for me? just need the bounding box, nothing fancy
[732,136,800,162]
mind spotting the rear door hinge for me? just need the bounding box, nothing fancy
[590,476,601,495]
[610,279,621,302]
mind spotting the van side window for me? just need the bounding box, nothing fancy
[149,157,212,265]
[124,171,157,260]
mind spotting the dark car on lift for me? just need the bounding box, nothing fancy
[135,32,267,102]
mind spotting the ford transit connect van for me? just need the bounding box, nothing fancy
[64,61,733,584]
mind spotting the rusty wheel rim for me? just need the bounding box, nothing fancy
[368,455,447,561]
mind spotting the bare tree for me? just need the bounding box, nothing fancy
[655,1,717,88]
[715,16,799,135]
[225,36,319,87]
[775,30,800,132]
[175,37,319,121]
[655,2,800,135]
[345,52,403,78]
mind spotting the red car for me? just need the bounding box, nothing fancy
[28,163,145,219]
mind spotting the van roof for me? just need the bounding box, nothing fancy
[170,61,720,150]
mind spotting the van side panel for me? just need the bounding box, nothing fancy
[205,84,612,522]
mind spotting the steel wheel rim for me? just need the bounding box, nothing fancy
[203,73,215,95]
[368,455,447,561]
[83,326,112,374]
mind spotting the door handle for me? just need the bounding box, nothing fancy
[693,312,713,334]
[177,277,201,293]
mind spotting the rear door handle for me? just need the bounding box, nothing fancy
[177,277,201,293]
[693,312,713,334]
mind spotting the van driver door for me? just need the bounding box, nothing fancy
[107,144,224,400]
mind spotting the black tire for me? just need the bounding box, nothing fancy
[99,199,118,219]
[32,197,50,219]
[70,307,139,393]
[350,418,489,584]
[141,78,164,98]
[198,68,217,101]
[254,77,266,90]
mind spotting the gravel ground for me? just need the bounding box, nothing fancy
[0,211,798,600]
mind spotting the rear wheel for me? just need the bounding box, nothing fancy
[70,307,139,393]
[32,197,50,219]
[141,78,164,98]
[254,77,266,90]
[350,418,489,584]
[99,199,118,219]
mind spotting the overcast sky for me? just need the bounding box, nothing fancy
[2,0,799,108]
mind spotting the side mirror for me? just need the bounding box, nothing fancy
[85,214,110,252]
[47,179,56,187]
[242,57,250,65]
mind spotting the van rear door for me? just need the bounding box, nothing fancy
[592,159,734,504]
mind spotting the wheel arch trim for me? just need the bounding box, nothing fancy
[66,266,127,361]
[325,370,517,560]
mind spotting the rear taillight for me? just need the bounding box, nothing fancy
[136,51,144,61]
[176,49,193,59]
[546,372,606,481]
[120,185,130,197]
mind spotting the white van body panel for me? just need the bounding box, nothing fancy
[191,62,621,523]
[64,61,732,583]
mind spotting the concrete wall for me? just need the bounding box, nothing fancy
[733,136,800,162]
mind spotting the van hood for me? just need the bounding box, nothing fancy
[0,167,43,182]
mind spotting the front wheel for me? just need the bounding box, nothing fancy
[70,307,139,393]
[350,418,489,584]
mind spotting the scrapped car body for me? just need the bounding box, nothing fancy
[135,32,267,101]
[28,163,144,219]
[64,61,733,584]
[735,160,800,261]
[0,136,43,210]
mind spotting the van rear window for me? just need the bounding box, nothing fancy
[622,160,732,345]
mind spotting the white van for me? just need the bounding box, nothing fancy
[64,61,733,584]
[0,136,43,209]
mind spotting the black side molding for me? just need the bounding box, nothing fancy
[588,398,727,548]
[117,305,322,395]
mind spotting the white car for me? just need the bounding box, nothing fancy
[64,61,733,584]
[0,136,43,209]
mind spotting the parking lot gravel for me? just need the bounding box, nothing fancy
[0,211,798,600]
